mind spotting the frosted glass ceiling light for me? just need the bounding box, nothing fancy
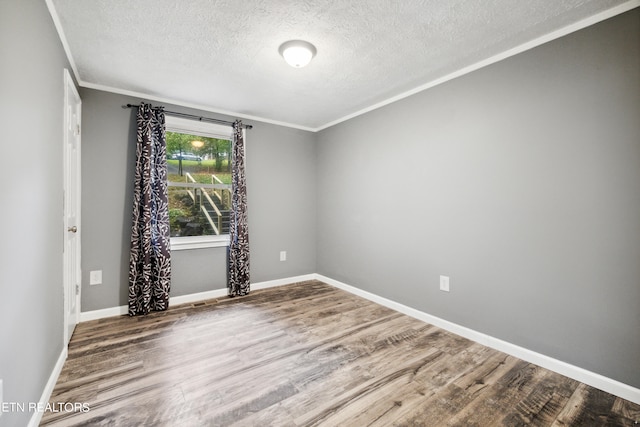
[279,40,317,68]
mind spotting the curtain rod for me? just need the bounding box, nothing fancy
[124,104,253,129]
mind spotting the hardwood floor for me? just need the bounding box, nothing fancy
[41,280,639,426]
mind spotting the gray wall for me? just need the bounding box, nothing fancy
[80,89,317,311]
[317,9,640,388]
[0,1,72,426]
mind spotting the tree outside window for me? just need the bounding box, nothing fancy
[166,131,232,238]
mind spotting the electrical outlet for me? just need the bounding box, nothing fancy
[279,251,287,262]
[440,275,450,292]
[90,270,102,285]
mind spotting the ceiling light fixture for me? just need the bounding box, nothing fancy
[278,40,317,68]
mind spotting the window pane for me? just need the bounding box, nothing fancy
[166,131,232,237]
[168,185,231,237]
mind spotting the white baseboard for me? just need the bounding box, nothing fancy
[28,347,68,427]
[315,274,640,405]
[252,274,317,290]
[79,274,318,322]
[169,288,228,305]
[79,305,128,322]
[75,272,639,404]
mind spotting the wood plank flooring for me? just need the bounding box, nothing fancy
[41,280,639,426]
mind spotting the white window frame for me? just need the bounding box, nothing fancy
[165,115,234,251]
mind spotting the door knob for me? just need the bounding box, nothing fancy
[68,226,78,233]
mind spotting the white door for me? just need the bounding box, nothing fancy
[63,69,81,346]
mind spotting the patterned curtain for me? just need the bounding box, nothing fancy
[228,120,250,296]
[128,103,171,315]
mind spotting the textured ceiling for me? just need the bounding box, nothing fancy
[49,0,634,131]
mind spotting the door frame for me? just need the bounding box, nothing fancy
[63,68,81,346]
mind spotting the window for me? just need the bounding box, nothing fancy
[165,116,234,250]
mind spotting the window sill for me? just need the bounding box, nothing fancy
[170,235,230,251]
